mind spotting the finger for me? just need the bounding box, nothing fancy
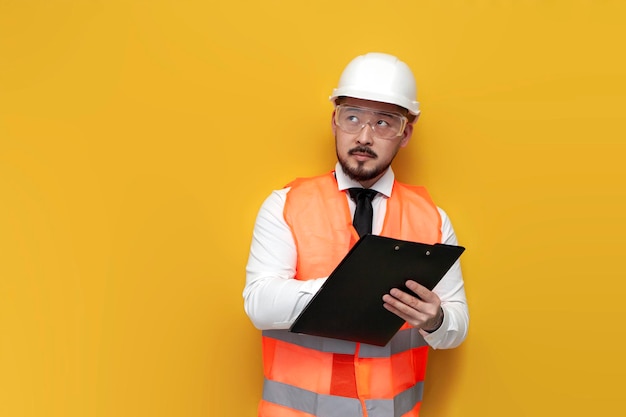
[383,302,412,323]
[405,280,437,302]
[383,292,424,318]
[382,295,429,326]
[388,288,421,310]
[392,283,442,320]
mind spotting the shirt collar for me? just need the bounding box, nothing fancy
[334,162,394,198]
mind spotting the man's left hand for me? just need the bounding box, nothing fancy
[382,280,443,332]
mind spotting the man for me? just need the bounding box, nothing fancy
[244,52,469,417]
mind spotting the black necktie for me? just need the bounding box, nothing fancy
[348,188,378,237]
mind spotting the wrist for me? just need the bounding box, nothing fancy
[423,307,444,333]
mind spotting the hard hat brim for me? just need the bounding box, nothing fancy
[330,88,420,116]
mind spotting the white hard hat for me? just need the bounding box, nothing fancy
[330,52,420,116]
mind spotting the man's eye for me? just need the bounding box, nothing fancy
[347,115,360,123]
[376,120,390,127]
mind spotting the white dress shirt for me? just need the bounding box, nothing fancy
[244,163,469,349]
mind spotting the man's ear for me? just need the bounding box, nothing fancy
[330,110,337,136]
[400,113,419,147]
[400,122,414,148]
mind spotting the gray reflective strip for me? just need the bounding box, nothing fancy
[263,330,358,354]
[263,378,363,416]
[264,328,427,358]
[263,378,423,417]
[359,327,427,358]
[365,383,424,417]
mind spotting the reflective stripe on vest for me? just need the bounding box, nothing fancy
[261,378,423,417]
[263,327,428,357]
[260,172,441,416]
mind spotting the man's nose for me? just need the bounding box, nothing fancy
[355,122,374,144]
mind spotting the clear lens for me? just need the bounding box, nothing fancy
[335,105,407,140]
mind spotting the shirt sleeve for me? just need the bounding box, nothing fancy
[243,188,327,330]
[420,207,470,349]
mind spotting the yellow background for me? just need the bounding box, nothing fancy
[1,1,625,416]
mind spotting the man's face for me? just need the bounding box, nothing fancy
[332,97,413,188]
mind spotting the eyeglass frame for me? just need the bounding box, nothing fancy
[333,104,409,140]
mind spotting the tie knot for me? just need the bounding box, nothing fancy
[348,188,378,203]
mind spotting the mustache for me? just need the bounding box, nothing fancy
[348,146,378,158]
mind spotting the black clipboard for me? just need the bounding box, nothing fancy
[289,235,465,346]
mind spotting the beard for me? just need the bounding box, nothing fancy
[337,146,392,182]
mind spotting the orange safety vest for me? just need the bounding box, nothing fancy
[259,171,442,417]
